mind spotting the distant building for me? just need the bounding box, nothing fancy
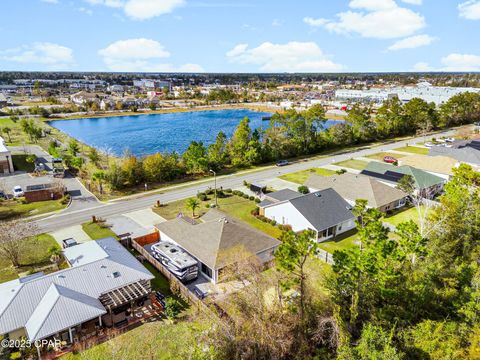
[0,93,8,107]
[133,79,171,91]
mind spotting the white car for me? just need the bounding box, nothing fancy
[424,142,434,147]
[445,137,455,143]
[12,186,24,198]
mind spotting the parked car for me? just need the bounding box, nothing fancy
[383,156,398,164]
[424,142,434,147]
[276,160,289,167]
[12,186,24,198]
[0,191,7,200]
[62,238,78,249]
[445,137,455,143]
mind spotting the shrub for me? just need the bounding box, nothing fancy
[298,185,310,194]
[164,297,182,320]
[243,180,250,187]
[242,193,249,199]
[205,204,210,208]
[197,193,208,201]
[224,188,232,193]
[251,207,259,216]
[249,196,255,201]
[254,198,261,203]
[271,220,277,226]
[336,168,347,175]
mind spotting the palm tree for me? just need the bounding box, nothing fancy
[92,171,106,194]
[48,245,63,270]
[186,198,200,218]
[2,127,12,143]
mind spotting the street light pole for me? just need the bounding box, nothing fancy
[209,169,218,208]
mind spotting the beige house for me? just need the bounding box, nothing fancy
[0,136,13,174]
[305,173,408,212]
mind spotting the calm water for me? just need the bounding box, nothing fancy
[49,109,341,156]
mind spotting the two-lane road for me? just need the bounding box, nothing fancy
[35,131,452,233]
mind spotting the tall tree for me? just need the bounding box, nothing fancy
[182,141,209,174]
[0,220,38,267]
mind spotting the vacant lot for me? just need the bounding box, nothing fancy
[0,199,67,220]
[395,146,429,155]
[333,159,369,170]
[154,194,283,238]
[279,167,336,184]
[365,152,406,161]
[0,234,58,283]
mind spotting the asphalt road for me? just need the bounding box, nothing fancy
[34,130,452,233]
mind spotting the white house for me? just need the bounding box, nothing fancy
[259,188,356,242]
[0,136,14,174]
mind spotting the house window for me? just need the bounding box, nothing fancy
[338,225,342,231]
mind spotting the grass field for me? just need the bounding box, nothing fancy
[365,152,406,161]
[332,159,369,171]
[0,234,58,283]
[82,221,118,240]
[61,316,214,360]
[154,194,283,238]
[0,199,67,220]
[318,230,359,254]
[279,167,336,184]
[384,206,427,227]
[395,146,429,155]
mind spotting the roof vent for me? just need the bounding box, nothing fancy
[57,275,66,279]
[315,192,322,197]
[101,265,107,269]
[112,271,121,278]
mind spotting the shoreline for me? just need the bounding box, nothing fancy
[46,103,280,122]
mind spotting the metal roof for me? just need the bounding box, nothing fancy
[0,238,154,338]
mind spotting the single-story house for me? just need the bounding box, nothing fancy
[0,238,154,350]
[259,188,356,242]
[398,154,459,180]
[429,140,480,167]
[155,209,280,284]
[360,162,445,197]
[305,173,408,212]
[0,136,14,174]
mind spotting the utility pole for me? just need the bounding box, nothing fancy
[209,169,218,208]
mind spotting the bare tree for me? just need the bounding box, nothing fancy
[0,220,38,267]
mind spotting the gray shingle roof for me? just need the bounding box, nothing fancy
[0,238,154,338]
[429,143,480,165]
[289,189,355,232]
[155,209,280,270]
[305,173,407,209]
[265,189,300,202]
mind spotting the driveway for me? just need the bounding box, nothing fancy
[61,174,101,212]
[0,173,52,196]
[50,225,92,246]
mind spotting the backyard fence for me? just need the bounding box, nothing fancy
[316,249,335,265]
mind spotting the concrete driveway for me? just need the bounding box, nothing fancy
[50,225,92,246]
[0,173,52,196]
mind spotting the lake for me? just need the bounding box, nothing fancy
[49,109,341,156]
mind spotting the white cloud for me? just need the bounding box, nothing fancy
[41,0,59,3]
[78,7,93,15]
[412,53,480,72]
[306,0,425,39]
[99,38,203,72]
[401,0,422,4]
[226,41,343,73]
[84,0,184,20]
[272,19,282,27]
[459,1,480,20]
[441,53,480,71]
[387,34,435,51]
[0,42,75,69]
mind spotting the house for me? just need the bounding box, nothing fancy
[360,162,445,197]
[305,173,408,212]
[429,140,480,167]
[398,155,459,180]
[259,188,356,242]
[0,238,154,349]
[155,209,280,284]
[70,91,105,106]
[0,93,8,107]
[0,136,14,174]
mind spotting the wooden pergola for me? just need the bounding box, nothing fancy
[99,280,151,310]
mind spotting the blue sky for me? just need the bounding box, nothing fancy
[0,0,479,73]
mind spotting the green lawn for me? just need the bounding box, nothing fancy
[395,146,429,155]
[384,206,427,227]
[0,234,58,283]
[318,230,359,254]
[0,199,67,220]
[365,152,406,161]
[279,167,336,184]
[12,154,35,172]
[82,221,118,240]
[332,159,369,171]
[154,194,283,238]
[61,317,214,360]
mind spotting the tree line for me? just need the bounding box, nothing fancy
[94,92,480,192]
